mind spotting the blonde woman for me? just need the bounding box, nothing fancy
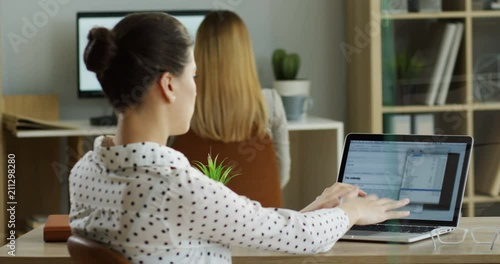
[70,11,410,264]
[171,11,291,207]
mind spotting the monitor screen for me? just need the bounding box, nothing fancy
[77,11,208,98]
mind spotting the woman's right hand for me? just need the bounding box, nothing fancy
[338,195,410,227]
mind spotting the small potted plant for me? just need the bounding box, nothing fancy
[193,153,240,185]
[272,49,311,120]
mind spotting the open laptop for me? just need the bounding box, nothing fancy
[339,134,473,243]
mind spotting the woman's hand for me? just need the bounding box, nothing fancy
[338,195,411,228]
[300,183,366,213]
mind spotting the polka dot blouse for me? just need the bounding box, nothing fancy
[69,136,350,264]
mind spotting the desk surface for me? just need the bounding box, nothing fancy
[0,217,498,264]
[14,116,344,138]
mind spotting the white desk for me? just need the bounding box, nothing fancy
[10,116,344,210]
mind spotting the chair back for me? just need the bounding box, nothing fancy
[172,130,283,208]
[67,234,130,264]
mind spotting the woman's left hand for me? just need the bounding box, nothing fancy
[299,183,366,213]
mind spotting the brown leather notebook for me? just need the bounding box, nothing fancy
[43,214,71,242]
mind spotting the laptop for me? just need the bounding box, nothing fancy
[338,134,473,243]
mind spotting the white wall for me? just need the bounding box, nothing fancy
[1,0,346,121]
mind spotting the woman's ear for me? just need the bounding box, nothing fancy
[159,72,176,103]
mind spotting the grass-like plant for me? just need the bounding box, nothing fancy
[193,153,240,185]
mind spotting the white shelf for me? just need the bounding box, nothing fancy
[288,116,344,131]
[15,116,344,138]
[15,120,116,138]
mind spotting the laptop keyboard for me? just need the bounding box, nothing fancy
[351,225,436,234]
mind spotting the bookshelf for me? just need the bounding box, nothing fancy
[346,0,500,217]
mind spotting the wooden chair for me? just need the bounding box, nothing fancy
[172,130,283,208]
[67,234,130,264]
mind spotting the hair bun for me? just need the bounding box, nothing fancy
[84,27,118,74]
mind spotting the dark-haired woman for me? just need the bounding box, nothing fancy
[69,12,410,264]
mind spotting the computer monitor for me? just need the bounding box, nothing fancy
[77,10,209,98]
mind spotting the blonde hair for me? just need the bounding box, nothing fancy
[190,11,268,142]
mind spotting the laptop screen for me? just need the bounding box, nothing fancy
[338,134,473,226]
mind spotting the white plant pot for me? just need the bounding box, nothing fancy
[273,80,311,96]
[273,80,312,121]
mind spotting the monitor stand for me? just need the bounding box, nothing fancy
[90,113,117,126]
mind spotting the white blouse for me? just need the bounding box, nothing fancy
[69,136,350,264]
[262,88,291,188]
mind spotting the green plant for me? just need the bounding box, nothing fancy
[395,51,425,82]
[393,51,427,105]
[193,153,240,185]
[272,49,301,80]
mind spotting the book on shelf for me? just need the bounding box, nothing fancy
[2,112,78,133]
[436,22,464,105]
[384,114,412,134]
[385,114,435,135]
[411,114,434,135]
[424,23,457,106]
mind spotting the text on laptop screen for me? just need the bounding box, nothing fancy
[342,140,467,221]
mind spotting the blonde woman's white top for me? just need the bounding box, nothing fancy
[262,88,291,189]
[69,136,350,264]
